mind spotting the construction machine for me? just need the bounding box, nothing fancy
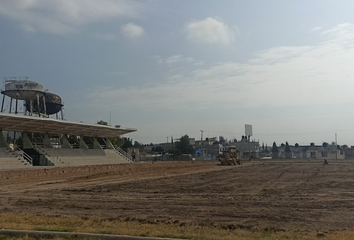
[218,146,241,165]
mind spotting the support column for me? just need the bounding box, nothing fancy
[0,131,9,148]
[1,94,5,112]
[36,93,41,117]
[43,134,53,148]
[61,135,73,149]
[79,136,89,149]
[22,132,34,149]
[105,138,114,149]
[9,98,13,113]
[30,100,33,116]
[42,95,47,117]
[93,138,102,149]
[15,99,18,114]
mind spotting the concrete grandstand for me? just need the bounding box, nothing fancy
[0,78,136,169]
[0,113,136,168]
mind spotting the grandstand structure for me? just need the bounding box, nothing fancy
[0,78,136,169]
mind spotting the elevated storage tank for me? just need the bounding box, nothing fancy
[1,80,45,100]
[25,92,64,115]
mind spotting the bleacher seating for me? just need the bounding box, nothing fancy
[36,147,131,167]
[0,147,31,169]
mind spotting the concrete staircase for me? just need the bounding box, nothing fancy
[35,147,131,167]
[0,147,32,169]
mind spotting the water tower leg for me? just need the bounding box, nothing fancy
[42,95,47,117]
[30,100,33,116]
[60,109,64,120]
[1,95,5,112]
[15,99,18,114]
[36,93,41,117]
[9,97,13,113]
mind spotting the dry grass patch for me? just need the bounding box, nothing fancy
[0,213,353,240]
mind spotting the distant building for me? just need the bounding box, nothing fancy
[275,144,345,160]
[229,139,259,159]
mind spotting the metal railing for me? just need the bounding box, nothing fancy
[113,145,133,162]
[15,147,33,165]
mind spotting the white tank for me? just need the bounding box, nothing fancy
[2,80,45,100]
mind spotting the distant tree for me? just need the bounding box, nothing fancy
[115,125,121,128]
[285,141,291,159]
[168,148,181,156]
[133,141,142,148]
[295,143,299,148]
[310,142,315,147]
[152,146,164,154]
[176,135,194,154]
[281,143,285,147]
[219,136,226,144]
[97,120,108,125]
[121,137,133,151]
[272,142,278,159]
[264,144,269,153]
[110,136,124,148]
[322,142,329,148]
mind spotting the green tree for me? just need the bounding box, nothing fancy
[168,148,181,156]
[285,141,291,159]
[272,141,278,159]
[134,141,142,148]
[264,144,269,153]
[176,135,194,154]
[152,146,164,154]
[97,120,108,125]
[219,136,226,144]
[110,136,124,147]
[121,137,133,151]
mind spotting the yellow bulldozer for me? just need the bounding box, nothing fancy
[218,146,242,165]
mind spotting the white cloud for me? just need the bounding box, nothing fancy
[86,23,354,111]
[0,0,140,35]
[186,17,235,44]
[154,55,204,66]
[121,23,144,39]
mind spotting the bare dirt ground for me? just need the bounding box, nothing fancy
[1,160,354,231]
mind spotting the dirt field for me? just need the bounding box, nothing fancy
[1,160,354,231]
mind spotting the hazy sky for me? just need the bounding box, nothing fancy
[1,0,354,146]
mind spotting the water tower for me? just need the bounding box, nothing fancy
[1,77,64,119]
[25,92,64,119]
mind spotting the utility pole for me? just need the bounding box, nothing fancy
[166,136,169,143]
[335,133,338,160]
[200,130,203,141]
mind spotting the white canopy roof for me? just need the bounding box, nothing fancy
[0,113,136,138]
